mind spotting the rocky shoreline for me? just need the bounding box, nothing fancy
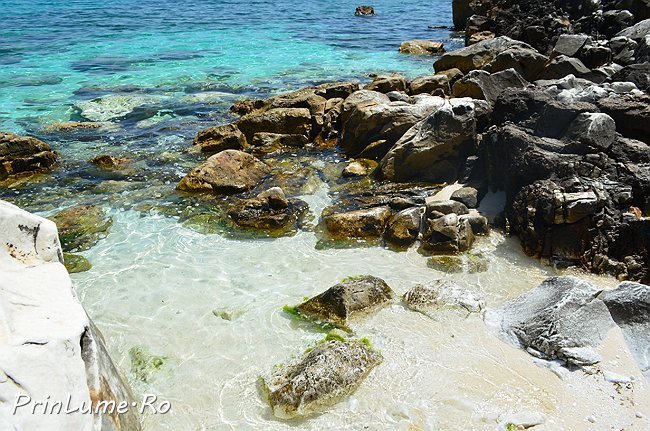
[1,0,649,428]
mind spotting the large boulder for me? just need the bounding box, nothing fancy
[365,74,408,93]
[452,68,528,104]
[295,275,394,327]
[384,207,422,247]
[0,200,141,430]
[611,63,650,93]
[399,40,445,55]
[379,98,483,182]
[193,124,247,156]
[408,74,456,96]
[433,37,535,74]
[538,55,591,80]
[452,0,473,30]
[261,339,382,418]
[0,132,57,181]
[596,93,650,144]
[49,205,113,252]
[420,212,475,254]
[486,276,650,375]
[340,91,445,158]
[485,276,614,365]
[486,47,548,81]
[177,149,270,194]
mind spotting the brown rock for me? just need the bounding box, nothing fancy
[0,132,57,181]
[177,149,270,194]
[89,154,129,170]
[322,206,392,239]
[193,124,247,156]
[399,40,445,55]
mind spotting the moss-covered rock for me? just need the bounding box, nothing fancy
[427,255,464,273]
[50,205,113,252]
[261,338,382,418]
[293,275,394,328]
[63,252,92,273]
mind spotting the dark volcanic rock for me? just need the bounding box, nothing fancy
[452,68,528,104]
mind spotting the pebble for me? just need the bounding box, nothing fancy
[587,415,596,423]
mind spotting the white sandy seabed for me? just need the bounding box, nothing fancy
[70,185,650,430]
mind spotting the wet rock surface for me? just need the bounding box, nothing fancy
[295,275,394,328]
[403,280,485,315]
[261,339,382,418]
[226,187,308,233]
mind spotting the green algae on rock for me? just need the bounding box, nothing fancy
[0,132,58,183]
[129,346,168,383]
[294,275,394,329]
[261,338,382,419]
[50,204,113,252]
[62,252,92,273]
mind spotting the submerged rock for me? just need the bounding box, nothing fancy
[342,158,378,177]
[75,94,160,122]
[177,149,270,194]
[403,280,485,315]
[89,154,129,170]
[226,187,308,233]
[50,205,113,252]
[399,40,445,55]
[0,200,141,430]
[0,132,57,181]
[261,338,382,418]
[295,275,394,328]
[62,252,92,273]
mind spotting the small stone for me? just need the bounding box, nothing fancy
[342,159,378,177]
[355,5,375,16]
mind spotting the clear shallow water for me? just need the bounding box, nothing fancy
[68,186,648,430]
[3,1,648,429]
[0,0,458,133]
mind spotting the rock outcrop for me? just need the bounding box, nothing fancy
[0,200,140,430]
[485,276,650,375]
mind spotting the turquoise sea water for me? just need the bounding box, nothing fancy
[0,0,458,134]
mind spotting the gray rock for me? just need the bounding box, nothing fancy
[452,69,528,105]
[384,207,423,246]
[434,36,535,74]
[460,213,489,234]
[599,282,650,378]
[553,34,590,57]
[485,276,614,366]
[379,98,482,182]
[295,275,394,327]
[616,18,650,42]
[451,186,479,208]
[403,280,485,315]
[539,55,591,80]
[486,47,548,81]
[262,339,382,418]
[564,112,616,150]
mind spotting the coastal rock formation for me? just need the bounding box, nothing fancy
[365,74,408,93]
[75,94,160,122]
[485,276,650,374]
[399,40,445,55]
[177,149,270,194]
[226,187,308,232]
[261,339,382,418]
[295,275,394,328]
[433,37,535,74]
[237,108,312,145]
[339,91,445,158]
[384,207,422,247]
[50,205,113,252]
[379,98,484,182]
[403,280,485,315]
[486,84,650,281]
[0,132,57,181]
[0,200,140,430]
[452,68,528,104]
